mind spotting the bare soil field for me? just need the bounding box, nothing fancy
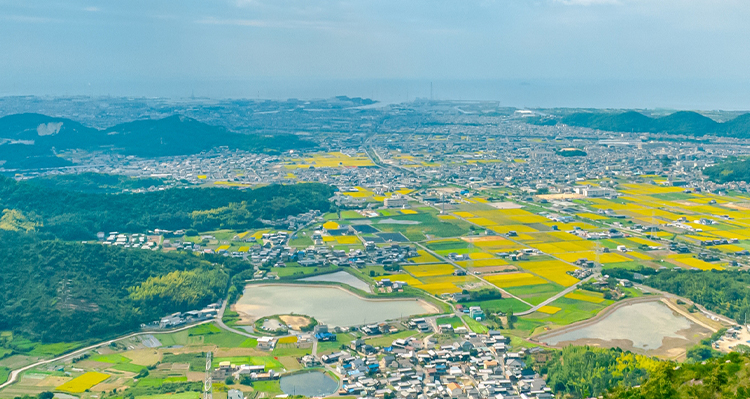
[279,315,312,330]
[124,349,162,366]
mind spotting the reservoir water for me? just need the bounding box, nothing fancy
[235,284,437,326]
[541,301,700,351]
[300,271,372,292]
[280,372,338,397]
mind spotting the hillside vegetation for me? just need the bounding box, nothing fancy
[27,173,168,193]
[605,268,750,324]
[0,231,242,342]
[537,346,750,399]
[0,113,315,169]
[703,158,750,183]
[529,111,750,138]
[0,176,335,239]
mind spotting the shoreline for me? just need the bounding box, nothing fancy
[534,296,664,341]
[235,283,441,324]
[533,296,712,358]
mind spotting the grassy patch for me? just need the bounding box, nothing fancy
[251,380,283,396]
[435,316,464,329]
[505,284,565,305]
[112,362,149,373]
[203,330,249,348]
[463,297,531,314]
[364,330,419,347]
[91,353,132,364]
[462,316,489,334]
[136,392,200,399]
[271,345,312,357]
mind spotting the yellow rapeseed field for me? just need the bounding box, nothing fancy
[537,306,561,314]
[564,291,605,303]
[484,273,547,288]
[57,372,110,393]
[404,263,455,277]
[410,250,441,263]
[521,261,580,286]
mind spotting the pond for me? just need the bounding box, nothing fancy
[235,284,437,326]
[540,300,710,355]
[280,372,338,397]
[300,271,371,292]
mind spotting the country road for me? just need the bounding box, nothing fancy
[0,320,214,390]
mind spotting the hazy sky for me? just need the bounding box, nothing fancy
[1,0,750,108]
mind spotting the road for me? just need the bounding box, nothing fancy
[516,273,597,315]
[0,320,214,390]
[214,299,260,338]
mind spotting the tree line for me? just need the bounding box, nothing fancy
[0,176,335,239]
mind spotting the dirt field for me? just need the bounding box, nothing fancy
[92,377,130,392]
[230,303,255,325]
[215,347,267,357]
[187,372,205,382]
[124,349,162,366]
[277,356,302,371]
[279,315,312,330]
[35,376,71,387]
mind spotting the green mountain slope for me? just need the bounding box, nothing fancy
[533,110,750,138]
[0,176,335,239]
[0,230,232,342]
[703,158,750,183]
[0,113,316,169]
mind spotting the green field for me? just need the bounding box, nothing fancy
[523,297,613,326]
[374,212,471,241]
[113,362,150,373]
[462,297,531,314]
[211,356,283,371]
[0,367,9,385]
[462,316,489,333]
[364,330,419,347]
[251,380,283,395]
[505,284,565,305]
[137,377,188,387]
[91,353,132,364]
[136,392,201,399]
[436,316,464,329]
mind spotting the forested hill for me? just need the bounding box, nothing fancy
[0,231,247,342]
[27,173,168,193]
[0,177,335,239]
[538,346,750,399]
[0,113,315,169]
[703,158,750,183]
[528,111,750,138]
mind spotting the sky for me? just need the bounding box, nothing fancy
[1,0,750,108]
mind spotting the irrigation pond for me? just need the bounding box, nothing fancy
[234,284,437,326]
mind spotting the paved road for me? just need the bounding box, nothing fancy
[214,299,260,338]
[414,242,533,308]
[0,320,214,390]
[516,273,597,316]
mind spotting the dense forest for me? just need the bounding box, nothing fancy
[703,158,750,183]
[540,346,658,398]
[0,176,335,239]
[27,173,168,193]
[527,110,750,138]
[537,346,750,399]
[0,231,251,342]
[605,267,750,323]
[605,352,750,399]
[0,113,315,168]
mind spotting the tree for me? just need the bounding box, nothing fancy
[225,377,234,385]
